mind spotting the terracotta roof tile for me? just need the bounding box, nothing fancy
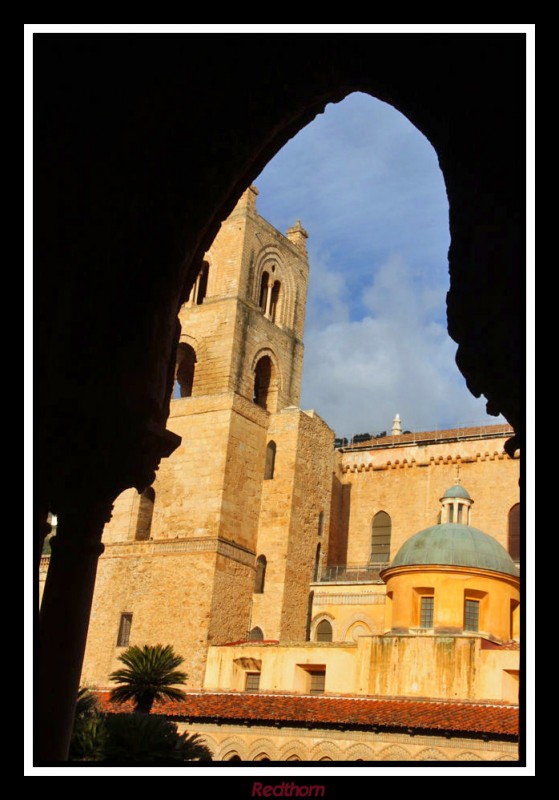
[97,692,518,738]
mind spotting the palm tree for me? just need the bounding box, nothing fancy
[70,688,107,761]
[103,715,212,762]
[109,644,187,714]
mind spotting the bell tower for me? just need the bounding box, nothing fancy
[174,185,309,410]
[81,185,330,689]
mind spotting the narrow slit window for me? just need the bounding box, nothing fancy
[264,441,276,479]
[196,261,209,305]
[254,555,267,594]
[117,613,132,647]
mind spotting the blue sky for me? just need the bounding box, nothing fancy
[255,92,503,439]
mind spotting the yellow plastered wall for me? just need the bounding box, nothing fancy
[383,566,520,642]
[309,583,386,641]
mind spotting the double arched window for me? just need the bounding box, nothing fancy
[257,270,281,322]
[190,260,209,305]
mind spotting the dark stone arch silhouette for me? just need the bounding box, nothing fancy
[36,35,525,759]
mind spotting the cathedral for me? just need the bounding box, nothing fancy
[40,187,521,762]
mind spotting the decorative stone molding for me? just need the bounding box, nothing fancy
[314,592,385,606]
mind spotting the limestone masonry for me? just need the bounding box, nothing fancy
[40,187,521,761]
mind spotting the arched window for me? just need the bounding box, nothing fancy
[254,555,267,594]
[264,441,276,479]
[371,511,391,563]
[249,626,264,641]
[174,342,197,398]
[269,280,281,322]
[226,754,242,762]
[286,755,301,761]
[316,619,332,642]
[259,271,269,311]
[196,261,209,305]
[508,503,520,561]
[135,486,155,541]
[313,543,322,581]
[253,355,277,411]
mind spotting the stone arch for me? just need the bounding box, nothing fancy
[315,618,333,642]
[497,754,518,761]
[188,251,215,303]
[247,738,279,762]
[344,743,375,761]
[174,342,197,398]
[414,748,447,761]
[279,739,307,761]
[310,612,335,642]
[249,625,264,641]
[377,745,412,761]
[251,348,281,412]
[134,485,155,541]
[310,740,344,761]
[37,40,524,760]
[371,510,392,563]
[223,752,242,761]
[216,735,248,761]
[455,751,483,760]
[341,615,374,641]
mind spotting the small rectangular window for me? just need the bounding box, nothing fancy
[464,599,480,632]
[309,670,326,695]
[419,596,434,628]
[117,613,132,647]
[457,505,463,524]
[245,673,261,692]
[448,505,454,523]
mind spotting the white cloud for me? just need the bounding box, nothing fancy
[301,255,500,437]
[255,92,502,436]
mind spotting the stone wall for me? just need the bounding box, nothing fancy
[335,436,520,565]
[178,721,518,762]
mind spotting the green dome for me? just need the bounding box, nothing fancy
[442,484,472,500]
[390,523,518,576]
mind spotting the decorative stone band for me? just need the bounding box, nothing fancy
[342,450,516,474]
[99,536,256,567]
[314,592,386,606]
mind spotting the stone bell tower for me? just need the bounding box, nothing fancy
[175,184,309,408]
[80,186,333,689]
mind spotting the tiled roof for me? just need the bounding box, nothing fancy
[481,639,521,651]
[98,692,518,738]
[343,424,514,450]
